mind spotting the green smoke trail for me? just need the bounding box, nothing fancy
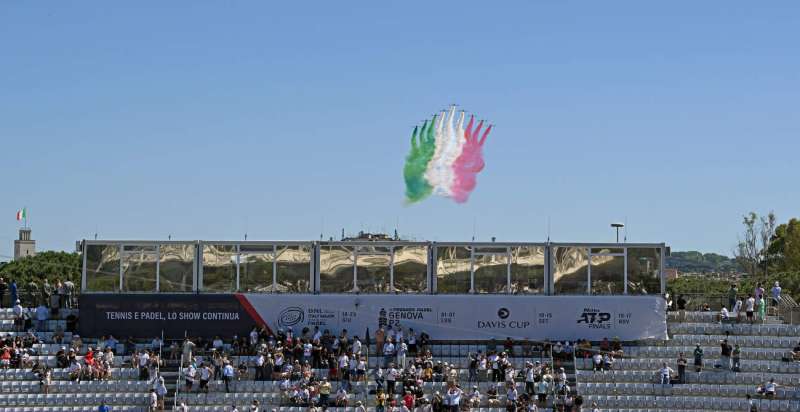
[403,115,437,203]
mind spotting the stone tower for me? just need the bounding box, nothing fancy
[13,228,36,260]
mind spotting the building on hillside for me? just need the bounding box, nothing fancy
[13,228,36,260]
[664,268,679,280]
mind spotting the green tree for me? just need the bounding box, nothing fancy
[0,251,81,286]
[767,218,800,272]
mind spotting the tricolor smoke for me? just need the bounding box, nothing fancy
[404,105,493,204]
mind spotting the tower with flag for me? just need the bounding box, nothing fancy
[13,208,35,260]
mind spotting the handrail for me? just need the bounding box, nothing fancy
[174,351,184,410]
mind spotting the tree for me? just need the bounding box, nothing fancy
[0,251,81,286]
[760,212,777,276]
[735,212,760,276]
[767,218,800,272]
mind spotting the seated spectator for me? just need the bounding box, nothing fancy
[592,352,603,372]
[599,338,610,353]
[720,305,730,322]
[468,385,481,407]
[335,386,348,407]
[763,378,778,398]
[791,341,800,362]
[487,385,500,407]
[658,362,674,385]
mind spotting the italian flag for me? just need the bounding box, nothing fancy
[16,208,26,221]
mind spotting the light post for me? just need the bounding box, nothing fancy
[611,223,625,243]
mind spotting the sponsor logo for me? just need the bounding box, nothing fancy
[576,307,612,329]
[278,307,305,328]
[477,307,529,329]
[497,308,510,319]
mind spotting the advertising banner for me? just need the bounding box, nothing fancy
[79,294,260,339]
[80,294,667,341]
[244,294,667,341]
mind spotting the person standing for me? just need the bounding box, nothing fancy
[732,344,742,372]
[772,282,782,307]
[9,280,18,307]
[676,353,687,384]
[720,340,732,370]
[745,295,756,324]
[0,278,7,308]
[223,360,235,393]
[693,345,704,373]
[728,284,738,312]
[758,295,767,323]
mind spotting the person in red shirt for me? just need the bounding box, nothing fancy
[403,391,415,410]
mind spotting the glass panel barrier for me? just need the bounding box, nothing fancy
[121,246,157,292]
[275,245,312,293]
[435,246,471,294]
[159,244,194,292]
[392,246,428,293]
[552,246,589,295]
[510,246,545,294]
[355,246,391,293]
[474,252,509,293]
[202,245,237,292]
[85,244,120,292]
[240,245,274,292]
[319,245,355,293]
[626,247,662,294]
[590,254,625,295]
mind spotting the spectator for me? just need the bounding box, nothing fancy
[758,295,767,323]
[535,378,548,406]
[403,391,415,410]
[676,352,687,383]
[733,298,743,322]
[369,390,387,412]
[772,281,782,306]
[0,278,7,308]
[35,303,49,331]
[355,401,366,412]
[592,352,603,372]
[732,344,742,372]
[719,305,730,323]
[9,280,18,307]
[728,284,738,310]
[223,360,235,392]
[763,378,778,399]
[603,352,614,371]
[383,338,395,368]
[745,295,756,324]
[755,283,765,302]
[676,295,687,320]
[12,300,24,332]
[154,376,167,410]
[719,339,732,370]
[445,384,463,412]
[334,386,348,407]
[98,402,111,412]
[182,338,196,366]
[590,401,600,412]
[693,344,704,373]
[746,394,756,412]
[249,399,260,412]
[658,362,674,385]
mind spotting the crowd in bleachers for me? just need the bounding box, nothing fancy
[173,325,590,412]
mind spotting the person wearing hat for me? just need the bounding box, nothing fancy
[249,399,259,412]
[355,400,366,412]
[468,385,481,408]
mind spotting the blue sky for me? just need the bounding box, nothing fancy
[2,1,799,259]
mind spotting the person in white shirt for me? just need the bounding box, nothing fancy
[212,336,224,351]
[395,326,404,344]
[397,342,408,369]
[148,389,158,412]
[720,306,730,322]
[524,363,536,395]
[507,385,518,408]
[352,337,362,356]
[764,378,778,398]
[386,364,398,395]
[592,353,603,372]
[12,301,23,331]
[154,376,168,409]
[199,364,211,393]
[338,353,349,381]
[249,328,259,347]
[184,364,196,392]
[745,295,756,323]
[658,362,674,385]
[303,341,313,363]
[447,386,463,412]
[733,298,743,322]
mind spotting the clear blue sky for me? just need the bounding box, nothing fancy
[2,1,799,259]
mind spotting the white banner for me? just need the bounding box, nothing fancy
[242,294,667,341]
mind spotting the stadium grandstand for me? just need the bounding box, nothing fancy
[0,238,797,412]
